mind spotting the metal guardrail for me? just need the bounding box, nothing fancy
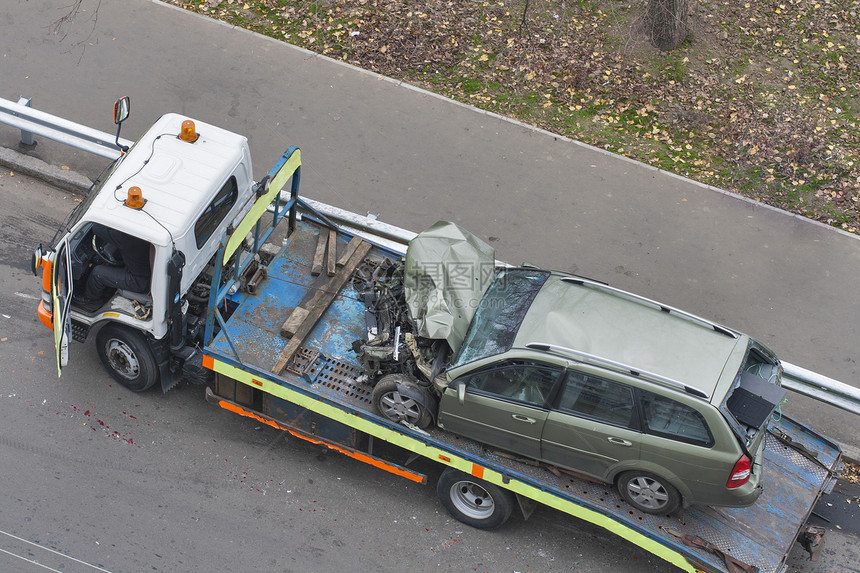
[782,362,860,415]
[0,96,131,159]
[3,95,858,416]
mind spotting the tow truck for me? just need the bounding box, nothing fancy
[32,99,842,573]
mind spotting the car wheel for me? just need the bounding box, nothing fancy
[617,471,681,515]
[437,467,514,530]
[95,324,160,392]
[371,374,434,429]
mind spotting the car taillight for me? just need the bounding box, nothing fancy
[727,455,751,488]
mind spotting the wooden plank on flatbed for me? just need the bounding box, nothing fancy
[279,306,310,338]
[326,229,337,276]
[336,235,363,267]
[311,231,328,276]
[271,239,372,375]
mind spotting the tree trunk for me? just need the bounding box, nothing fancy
[646,0,688,51]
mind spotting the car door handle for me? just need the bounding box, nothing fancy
[511,414,537,424]
[607,437,633,446]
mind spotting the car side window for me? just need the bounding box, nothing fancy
[195,176,238,249]
[640,390,714,447]
[466,363,561,408]
[557,371,635,428]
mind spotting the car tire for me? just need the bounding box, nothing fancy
[437,467,514,530]
[372,374,434,429]
[95,324,160,392]
[617,471,681,515]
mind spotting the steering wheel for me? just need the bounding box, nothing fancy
[92,234,122,266]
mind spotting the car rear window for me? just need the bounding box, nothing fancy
[557,371,635,428]
[640,390,714,447]
[454,268,550,366]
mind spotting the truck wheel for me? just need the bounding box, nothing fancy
[437,468,514,530]
[617,471,681,515]
[96,324,160,392]
[372,374,434,429]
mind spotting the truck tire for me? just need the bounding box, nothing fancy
[371,374,434,429]
[617,471,681,515]
[95,324,160,392]
[437,468,514,530]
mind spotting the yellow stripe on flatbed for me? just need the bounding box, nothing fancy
[206,356,698,573]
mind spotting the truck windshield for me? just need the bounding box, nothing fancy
[51,155,125,247]
[453,268,550,367]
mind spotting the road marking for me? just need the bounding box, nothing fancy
[0,546,66,572]
[0,529,113,572]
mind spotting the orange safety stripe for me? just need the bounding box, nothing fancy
[37,300,53,331]
[36,261,54,331]
[471,464,484,480]
[41,259,52,292]
[201,354,214,370]
[216,399,426,484]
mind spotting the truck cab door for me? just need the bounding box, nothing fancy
[51,239,73,377]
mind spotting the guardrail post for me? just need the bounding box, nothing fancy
[16,97,35,146]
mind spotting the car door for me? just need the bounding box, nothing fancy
[637,389,725,499]
[541,369,641,480]
[438,361,562,460]
[51,239,74,377]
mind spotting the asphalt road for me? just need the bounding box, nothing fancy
[1,0,857,451]
[0,172,673,572]
[2,168,859,573]
[1,0,859,571]
[1,170,857,573]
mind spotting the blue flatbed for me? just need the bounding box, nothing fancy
[204,216,841,573]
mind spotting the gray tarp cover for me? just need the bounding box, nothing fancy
[404,221,495,353]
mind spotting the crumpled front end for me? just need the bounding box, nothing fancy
[403,221,495,354]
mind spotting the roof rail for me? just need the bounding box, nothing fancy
[525,342,710,399]
[559,276,738,339]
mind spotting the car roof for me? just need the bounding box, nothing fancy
[513,274,745,400]
[86,113,248,246]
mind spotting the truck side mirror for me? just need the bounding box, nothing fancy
[112,96,131,153]
[114,97,130,125]
[31,243,43,276]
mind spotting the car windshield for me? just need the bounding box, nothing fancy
[453,268,550,366]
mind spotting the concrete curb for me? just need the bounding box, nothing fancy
[0,145,92,194]
[839,443,860,467]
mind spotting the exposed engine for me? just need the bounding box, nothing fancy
[351,256,449,385]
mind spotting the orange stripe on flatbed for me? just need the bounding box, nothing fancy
[216,400,426,484]
[471,464,484,479]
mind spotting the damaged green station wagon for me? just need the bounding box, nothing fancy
[358,222,786,516]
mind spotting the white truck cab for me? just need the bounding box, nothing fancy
[33,100,258,392]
